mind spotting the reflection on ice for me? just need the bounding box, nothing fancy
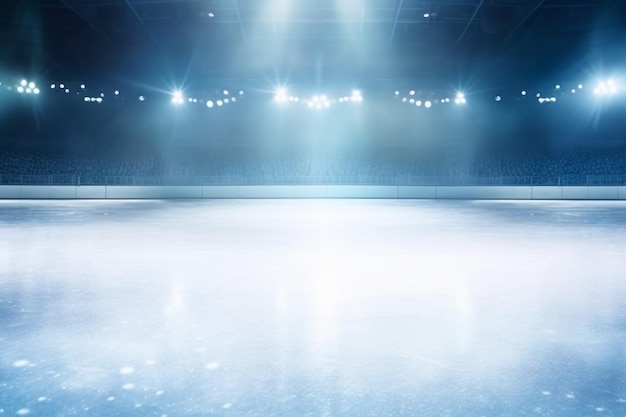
[1,200,626,416]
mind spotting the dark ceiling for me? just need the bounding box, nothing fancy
[2,0,625,84]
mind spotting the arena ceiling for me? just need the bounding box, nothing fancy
[2,0,626,83]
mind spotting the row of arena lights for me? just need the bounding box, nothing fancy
[395,91,466,108]
[2,78,623,106]
[171,89,245,108]
[274,89,363,109]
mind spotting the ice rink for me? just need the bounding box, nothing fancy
[1,199,626,417]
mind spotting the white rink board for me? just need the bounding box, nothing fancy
[1,185,626,199]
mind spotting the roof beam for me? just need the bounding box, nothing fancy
[57,0,111,42]
[232,0,247,41]
[390,0,405,43]
[502,0,548,45]
[124,0,158,44]
[457,0,485,44]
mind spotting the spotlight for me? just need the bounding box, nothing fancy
[550,97,557,102]
[578,84,583,89]
[96,97,102,103]
[206,100,214,108]
[100,93,104,98]
[33,88,39,95]
[188,97,193,103]
[114,90,120,95]
[424,13,430,18]
[409,98,415,104]
[536,93,541,98]
[239,90,244,95]
[394,90,400,96]
[60,84,65,89]
[223,90,229,96]
[50,84,55,89]
[171,90,184,105]
[555,84,560,90]
[139,95,145,101]
[445,98,450,103]
[208,12,215,17]
[84,97,90,102]
[65,88,70,93]
[409,90,415,96]
[20,80,27,87]
[571,89,576,94]
[402,97,407,102]
[25,88,32,94]
[416,100,422,107]
[274,88,288,102]
[80,84,86,89]
[17,86,24,93]
[28,82,35,89]
[424,100,432,108]
[90,97,96,102]
[454,92,466,104]
[216,100,223,106]
[224,98,229,104]
[495,96,502,102]
[521,90,526,96]
[231,97,237,102]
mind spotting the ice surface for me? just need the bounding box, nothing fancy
[1,199,626,416]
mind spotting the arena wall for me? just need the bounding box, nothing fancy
[2,185,626,199]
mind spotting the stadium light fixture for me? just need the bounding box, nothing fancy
[60,84,65,89]
[521,90,526,96]
[33,88,40,95]
[409,90,415,96]
[28,82,35,89]
[17,86,24,93]
[424,100,432,108]
[224,98,230,104]
[223,90,229,96]
[84,97,90,102]
[20,80,27,87]
[454,92,466,104]
[50,84,55,89]
[416,100,422,107]
[207,100,214,108]
[171,90,185,105]
[25,88,32,94]
[274,88,288,102]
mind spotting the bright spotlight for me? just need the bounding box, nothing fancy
[578,84,583,89]
[114,90,120,95]
[84,97,90,102]
[538,97,545,103]
[100,92,105,98]
[409,98,415,104]
[424,100,432,108]
[216,100,223,106]
[25,88,32,94]
[80,84,86,89]
[555,84,560,90]
[571,89,576,94]
[550,97,557,102]
[231,97,237,102]
[224,98,229,104]
[60,84,65,89]
[33,88,40,94]
[139,95,145,101]
[409,90,415,96]
[521,90,526,96]
[96,97,102,103]
[416,100,422,107]
[423,13,430,18]
[536,92,541,98]
[207,100,214,108]
[65,89,70,94]
[239,90,244,95]
[50,84,55,89]
[495,95,501,101]
[223,90,229,96]
[402,97,407,102]
[454,92,466,104]
[394,90,400,96]
[171,91,184,105]
[274,88,288,102]
[188,97,193,103]
[445,98,450,103]
[17,86,24,93]
[90,97,96,102]
[28,82,35,89]
[20,80,27,87]
[208,12,215,17]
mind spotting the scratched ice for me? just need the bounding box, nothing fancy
[1,199,626,417]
